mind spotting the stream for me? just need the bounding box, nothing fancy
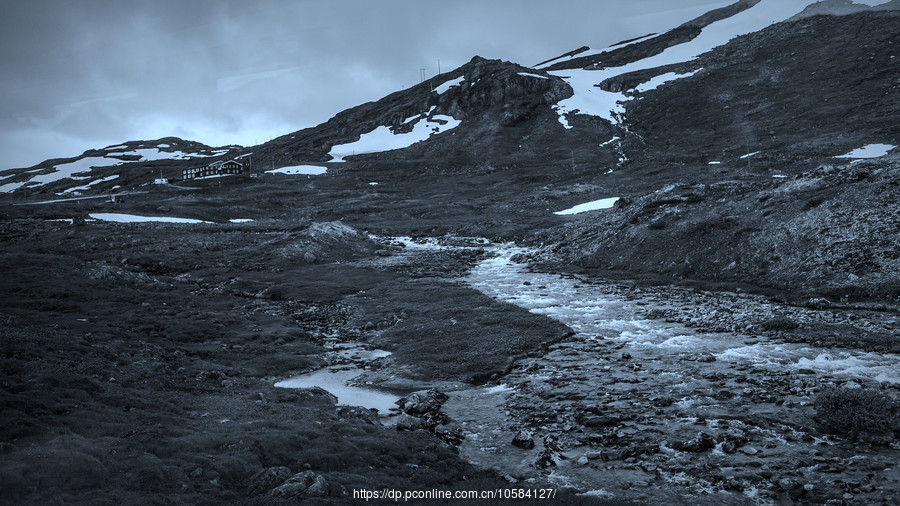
[278,239,900,503]
[446,243,900,503]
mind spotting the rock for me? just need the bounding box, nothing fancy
[576,455,590,466]
[395,414,432,432]
[670,432,716,453]
[583,415,622,428]
[303,251,317,263]
[270,471,329,498]
[806,297,831,309]
[248,466,292,495]
[535,435,563,468]
[397,388,449,418]
[512,430,535,449]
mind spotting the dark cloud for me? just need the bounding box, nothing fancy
[1,0,731,169]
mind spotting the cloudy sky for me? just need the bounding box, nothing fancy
[1,0,735,170]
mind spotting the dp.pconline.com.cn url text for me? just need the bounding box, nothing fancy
[353,487,558,502]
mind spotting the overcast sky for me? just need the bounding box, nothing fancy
[1,0,735,170]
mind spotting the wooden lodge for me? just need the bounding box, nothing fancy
[183,160,245,180]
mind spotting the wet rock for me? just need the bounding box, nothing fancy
[670,432,716,453]
[512,430,535,449]
[248,466,293,495]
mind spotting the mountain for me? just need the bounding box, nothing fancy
[0,137,241,196]
[3,0,898,301]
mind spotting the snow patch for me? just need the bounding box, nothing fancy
[600,136,620,147]
[62,175,119,194]
[89,213,212,224]
[0,181,27,193]
[266,165,327,175]
[328,113,461,162]
[740,151,760,159]
[434,76,464,94]
[517,72,549,80]
[229,219,253,223]
[835,143,895,159]
[634,69,702,93]
[554,197,620,215]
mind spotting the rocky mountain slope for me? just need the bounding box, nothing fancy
[3,0,898,303]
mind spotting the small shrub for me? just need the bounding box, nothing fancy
[814,387,900,444]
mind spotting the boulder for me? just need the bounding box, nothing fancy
[511,430,535,449]
[269,471,329,498]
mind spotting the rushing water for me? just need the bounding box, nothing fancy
[274,238,900,502]
[445,243,900,502]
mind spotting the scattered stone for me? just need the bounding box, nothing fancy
[248,466,292,495]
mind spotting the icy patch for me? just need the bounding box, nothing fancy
[835,144,895,159]
[554,197,619,215]
[517,72,549,80]
[634,69,702,93]
[229,219,253,223]
[266,165,327,175]
[328,113,461,162]
[434,76,464,94]
[89,213,212,224]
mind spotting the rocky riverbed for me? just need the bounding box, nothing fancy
[438,244,900,505]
